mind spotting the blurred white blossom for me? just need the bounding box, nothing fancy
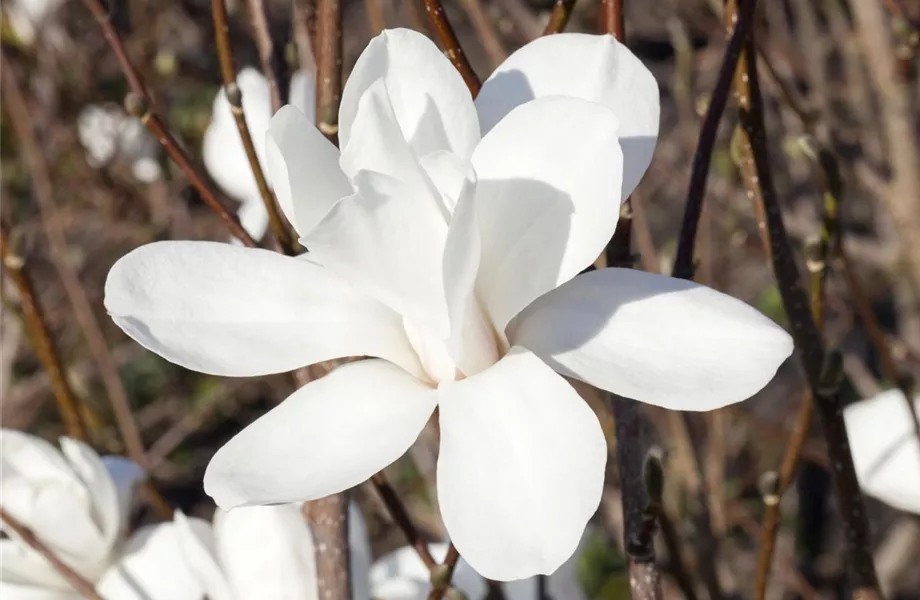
[5,0,64,45]
[105,28,793,580]
[844,389,920,514]
[203,67,316,241]
[0,429,144,598]
[77,104,162,183]
[97,503,369,600]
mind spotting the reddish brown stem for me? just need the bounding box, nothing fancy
[212,0,298,254]
[543,0,578,35]
[422,0,481,96]
[0,219,87,441]
[0,507,104,600]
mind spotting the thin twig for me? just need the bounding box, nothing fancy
[422,0,481,96]
[0,507,105,600]
[753,145,839,599]
[79,0,256,247]
[243,0,289,113]
[600,0,625,40]
[315,0,342,143]
[427,543,461,600]
[212,0,298,255]
[370,472,438,569]
[611,397,664,600]
[0,219,86,441]
[727,0,882,593]
[543,0,577,35]
[671,0,757,280]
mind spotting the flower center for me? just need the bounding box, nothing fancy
[403,318,459,384]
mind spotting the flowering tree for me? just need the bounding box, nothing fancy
[2,0,918,599]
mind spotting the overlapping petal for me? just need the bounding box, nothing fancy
[476,33,659,198]
[205,359,437,509]
[338,28,479,159]
[96,522,204,600]
[265,106,351,237]
[437,348,606,580]
[844,390,920,514]
[212,505,318,600]
[308,82,450,335]
[470,96,623,331]
[509,268,794,411]
[104,241,422,378]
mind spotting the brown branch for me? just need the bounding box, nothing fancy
[243,0,289,113]
[315,0,342,143]
[0,507,104,600]
[611,397,665,600]
[212,0,299,255]
[302,495,352,600]
[79,0,256,247]
[600,0,625,41]
[543,0,577,35]
[726,0,882,593]
[370,472,437,570]
[427,543,461,600]
[422,0,481,96]
[671,0,757,280]
[0,219,87,441]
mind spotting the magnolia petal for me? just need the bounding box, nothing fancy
[437,348,606,581]
[101,457,145,547]
[0,540,66,590]
[204,360,437,509]
[509,268,794,411]
[105,241,422,378]
[0,581,78,600]
[442,192,497,376]
[338,78,439,195]
[58,438,123,561]
[96,522,204,600]
[203,68,273,205]
[844,390,920,514]
[417,151,474,218]
[265,105,351,237]
[213,505,318,600]
[306,169,450,337]
[234,196,271,243]
[338,28,479,159]
[476,33,659,198]
[470,96,623,332]
[172,512,233,600]
[0,438,107,578]
[369,543,487,600]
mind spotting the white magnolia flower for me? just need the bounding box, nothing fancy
[77,104,163,184]
[0,429,144,598]
[203,67,316,240]
[104,29,793,579]
[5,0,64,45]
[97,503,370,600]
[843,389,920,514]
